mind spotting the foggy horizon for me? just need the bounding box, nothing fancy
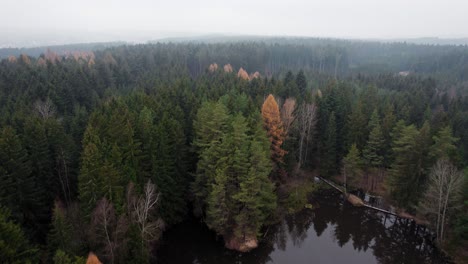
[2,0,468,48]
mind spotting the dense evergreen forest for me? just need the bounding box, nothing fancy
[0,39,467,263]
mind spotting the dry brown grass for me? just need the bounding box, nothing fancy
[347,194,365,206]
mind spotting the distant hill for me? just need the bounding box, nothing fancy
[378,37,468,46]
[3,36,468,60]
[156,34,468,46]
[0,42,125,59]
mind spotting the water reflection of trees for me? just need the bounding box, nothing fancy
[268,190,450,264]
[157,190,450,264]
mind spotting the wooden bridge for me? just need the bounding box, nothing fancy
[316,176,399,217]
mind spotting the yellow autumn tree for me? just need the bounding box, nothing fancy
[7,56,17,63]
[262,94,287,164]
[86,252,102,264]
[237,67,249,80]
[223,64,233,73]
[249,71,261,80]
[208,63,218,72]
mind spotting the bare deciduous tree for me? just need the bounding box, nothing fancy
[91,198,128,264]
[297,103,317,169]
[419,158,465,243]
[34,97,56,119]
[91,198,116,264]
[127,180,162,255]
[281,98,296,136]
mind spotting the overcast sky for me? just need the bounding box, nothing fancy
[1,0,468,46]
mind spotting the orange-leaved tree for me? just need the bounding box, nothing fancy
[86,252,102,264]
[261,94,287,164]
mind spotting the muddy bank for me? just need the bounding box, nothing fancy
[225,235,258,252]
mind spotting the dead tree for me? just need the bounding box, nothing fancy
[297,103,317,169]
[34,97,56,119]
[281,98,296,136]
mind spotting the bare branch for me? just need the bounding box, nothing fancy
[281,98,296,135]
[34,97,56,119]
[297,103,317,169]
[419,158,465,243]
[128,180,163,255]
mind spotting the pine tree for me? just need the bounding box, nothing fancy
[261,94,287,164]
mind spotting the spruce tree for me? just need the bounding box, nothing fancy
[389,122,431,208]
[136,107,155,182]
[321,113,337,178]
[233,123,276,239]
[204,114,251,234]
[343,143,363,190]
[0,206,38,263]
[346,100,367,150]
[282,71,297,98]
[362,111,385,191]
[363,110,384,168]
[206,167,229,236]
[47,201,73,255]
[225,114,250,198]
[192,101,229,214]
[0,127,43,237]
[23,118,54,204]
[78,125,123,216]
[295,70,307,98]
[430,126,459,162]
[152,115,187,224]
[78,139,103,217]
[381,103,396,166]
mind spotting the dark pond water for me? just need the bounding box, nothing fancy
[156,189,451,264]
